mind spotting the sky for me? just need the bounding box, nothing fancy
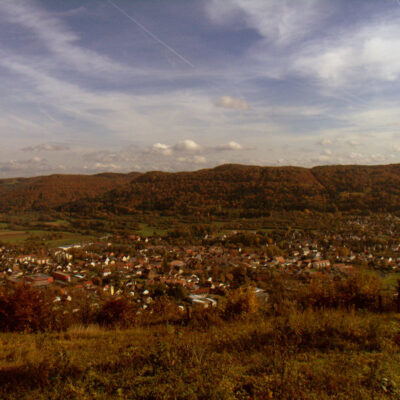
[2,0,400,177]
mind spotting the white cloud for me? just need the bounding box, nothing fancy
[0,1,131,76]
[208,0,400,88]
[194,155,207,164]
[207,0,329,46]
[92,162,121,171]
[0,157,49,175]
[317,138,333,146]
[294,22,400,86]
[370,153,386,162]
[173,140,202,152]
[0,55,156,138]
[215,96,249,110]
[149,140,247,156]
[350,107,400,130]
[215,141,243,151]
[151,143,173,156]
[22,143,70,152]
[311,154,331,163]
[295,47,354,85]
[347,139,361,147]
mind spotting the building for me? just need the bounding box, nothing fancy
[25,274,54,287]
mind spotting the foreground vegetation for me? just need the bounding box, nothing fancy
[0,185,400,398]
[0,308,399,400]
[1,275,400,399]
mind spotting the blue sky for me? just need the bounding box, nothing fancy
[2,0,400,177]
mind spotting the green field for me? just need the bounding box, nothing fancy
[0,230,46,243]
[136,223,169,237]
[0,229,95,247]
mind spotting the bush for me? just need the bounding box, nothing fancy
[0,284,51,332]
[223,287,259,320]
[96,297,136,327]
[296,273,385,311]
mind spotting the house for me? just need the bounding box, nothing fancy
[16,255,34,263]
[312,260,331,269]
[274,256,285,264]
[25,274,54,287]
[53,271,71,283]
[333,263,354,273]
[36,257,52,265]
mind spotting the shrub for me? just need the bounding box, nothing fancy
[296,273,385,311]
[223,287,259,320]
[96,297,136,327]
[0,284,51,332]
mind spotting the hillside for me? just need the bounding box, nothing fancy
[3,163,400,214]
[65,163,400,215]
[312,164,400,211]
[97,164,328,214]
[0,172,140,212]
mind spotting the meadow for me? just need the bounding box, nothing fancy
[0,308,399,399]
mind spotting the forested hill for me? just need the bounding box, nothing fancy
[0,172,140,212]
[65,163,400,215]
[2,164,400,214]
[95,164,327,214]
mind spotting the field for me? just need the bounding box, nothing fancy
[0,228,94,247]
[137,223,169,237]
[0,230,50,243]
[0,309,399,399]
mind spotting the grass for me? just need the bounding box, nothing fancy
[42,220,71,228]
[0,228,95,247]
[136,223,169,237]
[0,309,399,399]
[46,233,96,248]
[0,230,38,243]
[382,272,400,291]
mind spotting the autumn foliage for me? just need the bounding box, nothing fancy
[3,163,400,214]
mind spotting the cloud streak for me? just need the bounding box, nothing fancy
[107,0,195,68]
[207,0,330,46]
[0,0,131,76]
[0,1,400,176]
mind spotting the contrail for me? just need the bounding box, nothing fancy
[38,103,58,124]
[107,0,195,68]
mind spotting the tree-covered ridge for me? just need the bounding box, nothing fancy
[3,163,400,214]
[0,172,139,211]
[68,163,400,215]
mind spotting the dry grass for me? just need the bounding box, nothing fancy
[0,309,399,399]
[66,324,104,339]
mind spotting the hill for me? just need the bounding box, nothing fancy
[95,164,328,214]
[0,172,140,212]
[312,164,400,211]
[65,163,400,215]
[3,163,400,214]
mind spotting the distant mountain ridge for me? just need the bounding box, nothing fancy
[2,164,400,214]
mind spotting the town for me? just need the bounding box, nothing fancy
[2,213,399,321]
